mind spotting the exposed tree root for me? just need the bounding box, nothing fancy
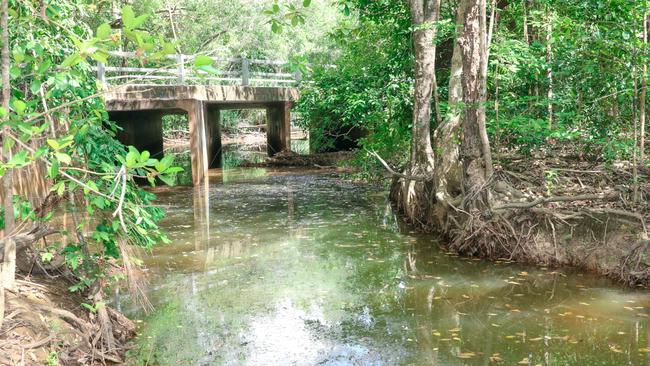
[391,154,650,287]
[0,278,135,365]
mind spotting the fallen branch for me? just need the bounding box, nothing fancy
[367,149,433,182]
[0,226,56,261]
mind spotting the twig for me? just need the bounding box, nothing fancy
[367,149,433,182]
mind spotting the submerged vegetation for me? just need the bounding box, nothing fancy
[0,0,648,364]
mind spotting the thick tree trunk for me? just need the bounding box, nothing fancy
[0,0,13,329]
[431,1,467,223]
[390,0,440,224]
[640,9,647,164]
[458,0,492,203]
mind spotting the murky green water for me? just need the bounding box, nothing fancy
[122,169,650,366]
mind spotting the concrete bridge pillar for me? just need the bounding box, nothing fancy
[266,102,291,156]
[188,101,210,186]
[109,111,164,159]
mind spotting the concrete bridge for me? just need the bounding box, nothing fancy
[100,52,300,186]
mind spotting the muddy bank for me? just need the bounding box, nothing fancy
[0,277,134,365]
[240,150,356,168]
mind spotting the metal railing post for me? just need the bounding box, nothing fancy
[293,71,302,84]
[241,57,250,86]
[177,54,185,85]
[97,62,106,86]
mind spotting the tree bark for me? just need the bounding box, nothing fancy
[458,0,492,201]
[390,0,440,223]
[545,6,554,128]
[408,0,438,169]
[431,0,468,216]
[0,0,13,329]
[640,8,647,164]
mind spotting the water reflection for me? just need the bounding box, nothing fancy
[124,171,650,366]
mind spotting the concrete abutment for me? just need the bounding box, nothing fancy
[106,86,297,186]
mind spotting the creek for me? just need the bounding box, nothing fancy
[122,168,650,365]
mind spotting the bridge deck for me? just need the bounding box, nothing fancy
[105,84,299,110]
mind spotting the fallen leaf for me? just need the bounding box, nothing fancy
[458,352,476,359]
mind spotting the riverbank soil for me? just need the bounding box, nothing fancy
[245,150,355,168]
[0,277,135,365]
[395,148,650,287]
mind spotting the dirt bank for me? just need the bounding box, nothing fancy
[402,151,650,288]
[0,277,134,365]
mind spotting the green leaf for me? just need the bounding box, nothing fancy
[34,146,47,159]
[55,182,66,196]
[12,100,26,115]
[159,174,176,186]
[46,139,60,150]
[122,6,136,30]
[55,152,71,165]
[96,23,112,39]
[303,0,311,7]
[271,21,282,34]
[49,159,59,179]
[84,180,98,195]
[29,80,42,94]
[132,14,149,29]
[194,55,214,68]
[197,65,220,75]
[164,167,184,174]
[12,50,25,63]
[61,53,83,68]
[41,252,54,263]
[126,146,139,167]
[155,155,174,172]
[140,150,150,163]
[81,302,96,313]
[90,50,109,64]
[8,150,29,167]
[37,60,51,75]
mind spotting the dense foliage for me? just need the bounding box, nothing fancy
[0,1,182,308]
[295,0,416,178]
[298,0,649,177]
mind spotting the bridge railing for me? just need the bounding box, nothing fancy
[96,51,301,87]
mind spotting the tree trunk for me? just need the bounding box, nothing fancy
[432,72,442,126]
[546,7,554,128]
[633,65,639,202]
[523,0,530,44]
[0,0,13,329]
[431,0,468,223]
[458,0,492,203]
[390,0,440,224]
[524,0,532,109]
[640,9,647,165]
